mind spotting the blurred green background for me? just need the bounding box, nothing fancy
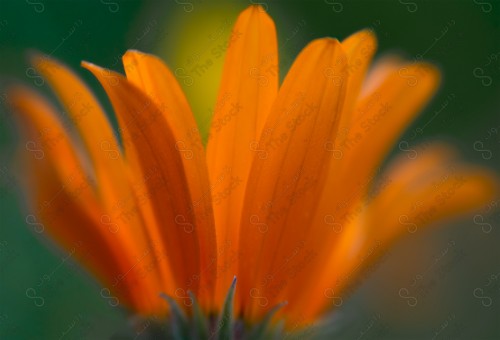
[0,0,499,338]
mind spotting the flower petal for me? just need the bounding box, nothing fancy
[31,54,129,211]
[360,55,405,99]
[329,62,441,228]
[292,146,498,322]
[30,55,168,312]
[82,62,206,306]
[310,61,440,262]
[340,62,440,186]
[366,155,499,245]
[205,5,279,307]
[237,38,348,319]
[9,86,153,312]
[122,50,217,309]
[340,29,377,123]
[285,143,457,317]
[278,61,440,324]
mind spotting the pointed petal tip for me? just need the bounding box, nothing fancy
[323,37,341,44]
[247,4,267,13]
[122,49,160,66]
[310,37,342,49]
[28,52,68,76]
[26,49,52,66]
[419,62,442,84]
[345,28,378,48]
[81,60,113,77]
[240,4,274,24]
[125,48,142,54]
[26,49,43,63]
[5,85,40,112]
[123,49,147,59]
[81,61,104,78]
[28,51,56,73]
[361,27,377,37]
[299,38,346,63]
[80,60,96,69]
[359,28,377,39]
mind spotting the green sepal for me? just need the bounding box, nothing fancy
[215,276,237,340]
[188,290,209,339]
[246,300,288,340]
[160,292,189,340]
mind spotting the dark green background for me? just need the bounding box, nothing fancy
[0,0,499,338]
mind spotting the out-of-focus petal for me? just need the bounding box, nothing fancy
[31,54,130,210]
[360,55,405,99]
[281,63,440,323]
[9,86,153,312]
[30,55,167,312]
[340,29,377,124]
[297,146,498,321]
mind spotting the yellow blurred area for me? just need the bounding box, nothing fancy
[155,3,243,142]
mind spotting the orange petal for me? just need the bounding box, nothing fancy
[82,62,206,307]
[313,62,440,253]
[9,86,151,312]
[297,149,498,321]
[237,38,348,320]
[329,62,441,224]
[282,61,440,322]
[367,159,499,245]
[340,62,440,179]
[30,55,166,312]
[122,50,217,309]
[340,29,377,126]
[360,55,405,99]
[31,54,124,207]
[205,5,279,307]
[362,143,459,211]
[333,30,377,175]
[285,143,457,317]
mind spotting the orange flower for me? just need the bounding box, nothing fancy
[9,5,497,336]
